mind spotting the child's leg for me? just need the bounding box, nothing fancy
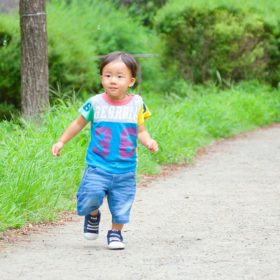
[76,166,110,240]
[107,172,136,225]
[107,171,136,249]
[112,223,124,231]
[90,209,99,216]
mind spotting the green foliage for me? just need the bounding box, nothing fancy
[47,2,97,93]
[0,103,17,120]
[110,0,167,27]
[157,0,280,26]
[0,98,86,230]
[48,0,160,91]
[155,1,280,86]
[0,15,20,112]
[1,82,280,231]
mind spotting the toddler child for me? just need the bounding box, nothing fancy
[52,51,158,250]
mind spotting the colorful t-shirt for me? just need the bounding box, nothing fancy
[79,93,151,174]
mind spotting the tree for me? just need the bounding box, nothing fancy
[19,0,49,117]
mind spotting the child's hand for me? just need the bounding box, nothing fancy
[147,139,158,153]
[52,141,64,157]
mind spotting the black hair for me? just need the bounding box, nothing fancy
[100,51,138,78]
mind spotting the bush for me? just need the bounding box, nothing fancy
[0,16,20,109]
[155,1,280,86]
[47,0,163,93]
[0,103,17,120]
[109,0,167,27]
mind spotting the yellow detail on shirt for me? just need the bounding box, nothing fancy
[138,104,151,126]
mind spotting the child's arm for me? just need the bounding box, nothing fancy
[138,124,158,153]
[52,115,87,156]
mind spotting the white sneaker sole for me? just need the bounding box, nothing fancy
[84,232,98,240]
[108,241,126,250]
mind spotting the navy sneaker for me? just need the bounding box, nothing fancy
[83,211,101,240]
[107,230,125,250]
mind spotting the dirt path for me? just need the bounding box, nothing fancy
[1,125,280,280]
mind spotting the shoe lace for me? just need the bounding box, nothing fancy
[108,231,122,242]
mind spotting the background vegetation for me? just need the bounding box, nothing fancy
[0,0,279,231]
[155,0,280,86]
[0,0,163,118]
[1,82,279,231]
[1,0,279,119]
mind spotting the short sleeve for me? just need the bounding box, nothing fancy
[138,103,151,126]
[79,99,94,122]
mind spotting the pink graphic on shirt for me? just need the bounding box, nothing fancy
[93,127,112,158]
[120,127,137,158]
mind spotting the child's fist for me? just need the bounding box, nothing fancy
[147,139,158,153]
[52,141,64,157]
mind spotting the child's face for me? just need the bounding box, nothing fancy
[101,59,135,100]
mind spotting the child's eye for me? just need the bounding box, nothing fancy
[117,75,124,79]
[104,74,111,78]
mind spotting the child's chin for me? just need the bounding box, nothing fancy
[108,93,125,100]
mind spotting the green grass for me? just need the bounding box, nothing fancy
[0,81,280,231]
[139,81,280,171]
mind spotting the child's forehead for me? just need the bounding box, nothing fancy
[102,58,130,72]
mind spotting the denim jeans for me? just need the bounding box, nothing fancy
[77,166,136,224]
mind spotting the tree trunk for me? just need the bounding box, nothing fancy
[19,0,49,117]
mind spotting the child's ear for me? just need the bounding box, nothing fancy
[129,77,136,87]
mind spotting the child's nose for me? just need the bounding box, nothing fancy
[110,76,117,83]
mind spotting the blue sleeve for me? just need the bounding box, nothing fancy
[78,99,94,122]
